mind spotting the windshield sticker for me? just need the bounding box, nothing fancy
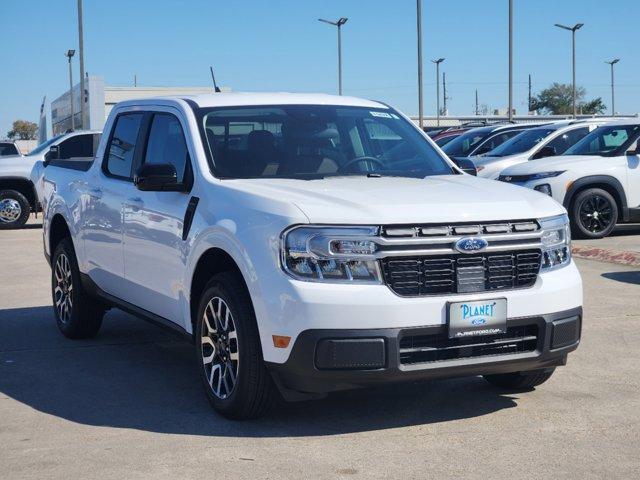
[370,111,393,118]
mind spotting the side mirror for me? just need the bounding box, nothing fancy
[134,163,180,191]
[43,145,60,166]
[532,145,557,160]
[453,158,477,176]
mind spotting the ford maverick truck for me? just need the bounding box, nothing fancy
[39,93,582,419]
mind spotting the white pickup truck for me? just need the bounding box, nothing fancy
[0,130,100,229]
[38,93,582,419]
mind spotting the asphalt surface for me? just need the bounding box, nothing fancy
[573,223,640,254]
[1,220,639,479]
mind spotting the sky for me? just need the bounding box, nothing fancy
[1,0,639,137]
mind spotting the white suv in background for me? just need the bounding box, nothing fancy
[499,120,640,239]
[474,120,606,179]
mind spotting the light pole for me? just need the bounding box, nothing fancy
[416,0,424,129]
[554,22,584,117]
[508,0,513,122]
[65,49,76,131]
[605,58,620,116]
[431,58,445,126]
[77,0,85,129]
[318,17,348,95]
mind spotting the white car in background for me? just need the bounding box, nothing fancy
[474,120,606,179]
[498,120,640,239]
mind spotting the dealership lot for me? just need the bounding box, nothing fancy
[0,222,639,479]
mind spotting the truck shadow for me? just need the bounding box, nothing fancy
[0,305,519,438]
[601,271,640,285]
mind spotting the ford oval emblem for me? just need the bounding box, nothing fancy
[455,237,488,254]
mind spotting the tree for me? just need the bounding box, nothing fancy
[7,120,38,140]
[530,82,606,115]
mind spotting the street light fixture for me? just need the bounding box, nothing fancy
[65,49,76,131]
[431,58,445,126]
[554,22,584,117]
[416,0,424,129]
[605,58,620,116]
[318,17,348,95]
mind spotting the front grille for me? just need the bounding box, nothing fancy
[399,324,539,365]
[381,249,541,296]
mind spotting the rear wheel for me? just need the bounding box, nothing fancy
[483,368,555,390]
[51,238,105,339]
[0,190,30,229]
[196,272,275,419]
[570,188,618,239]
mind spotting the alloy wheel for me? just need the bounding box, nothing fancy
[0,198,21,223]
[54,253,73,323]
[201,297,239,399]
[578,194,613,234]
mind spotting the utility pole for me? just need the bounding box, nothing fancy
[528,74,532,113]
[442,72,447,116]
[508,0,513,121]
[431,58,445,126]
[318,17,349,95]
[475,89,479,116]
[77,0,86,130]
[65,50,76,131]
[416,0,424,129]
[555,22,584,118]
[134,74,137,87]
[605,59,620,116]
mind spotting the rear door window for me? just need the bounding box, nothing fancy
[104,113,144,179]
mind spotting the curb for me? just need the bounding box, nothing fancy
[572,245,640,267]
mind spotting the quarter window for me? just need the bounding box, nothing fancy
[105,113,143,179]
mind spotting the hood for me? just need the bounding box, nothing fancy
[500,155,601,176]
[0,154,37,177]
[228,175,565,224]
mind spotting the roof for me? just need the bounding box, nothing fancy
[126,92,388,109]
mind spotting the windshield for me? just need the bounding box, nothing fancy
[441,127,493,156]
[0,143,20,156]
[484,127,556,157]
[564,125,640,156]
[27,135,63,156]
[199,105,453,179]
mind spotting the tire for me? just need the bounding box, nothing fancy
[483,368,555,390]
[51,238,105,339]
[195,271,275,419]
[570,188,618,239]
[0,189,30,229]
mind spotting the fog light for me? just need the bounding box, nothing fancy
[534,183,552,196]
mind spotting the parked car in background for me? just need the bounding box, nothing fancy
[442,123,548,162]
[39,92,582,419]
[474,120,606,179]
[498,120,640,239]
[0,130,100,229]
[0,141,21,157]
[432,128,469,147]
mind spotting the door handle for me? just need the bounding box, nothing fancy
[127,196,144,212]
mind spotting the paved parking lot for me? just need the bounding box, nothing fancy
[1,221,639,479]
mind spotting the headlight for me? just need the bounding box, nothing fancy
[539,214,571,271]
[528,171,565,180]
[281,226,382,283]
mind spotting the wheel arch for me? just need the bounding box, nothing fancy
[49,213,72,257]
[563,175,628,222]
[0,177,38,210]
[189,247,251,336]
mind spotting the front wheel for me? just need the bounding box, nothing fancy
[483,368,555,390]
[0,190,30,229]
[196,272,275,419]
[570,188,618,239]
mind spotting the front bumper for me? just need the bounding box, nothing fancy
[267,307,581,399]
